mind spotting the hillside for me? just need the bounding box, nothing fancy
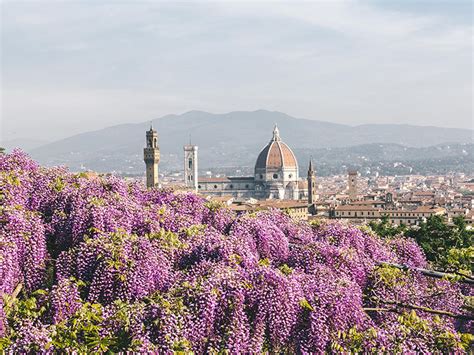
[25,110,473,173]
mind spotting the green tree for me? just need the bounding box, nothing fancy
[406,215,473,274]
[369,215,407,238]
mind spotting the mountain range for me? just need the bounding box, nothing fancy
[6,110,472,174]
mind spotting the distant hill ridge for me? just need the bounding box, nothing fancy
[26,110,473,172]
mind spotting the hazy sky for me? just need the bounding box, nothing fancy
[1,0,472,142]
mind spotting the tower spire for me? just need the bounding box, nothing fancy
[272,123,281,141]
[308,156,314,172]
[307,156,316,211]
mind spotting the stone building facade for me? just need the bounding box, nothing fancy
[184,144,198,192]
[143,126,160,189]
[195,125,308,200]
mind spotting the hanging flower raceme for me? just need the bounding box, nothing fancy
[0,151,471,353]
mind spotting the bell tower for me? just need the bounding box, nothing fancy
[348,170,358,201]
[143,125,160,189]
[307,158,316,205]
[307,158,317,215]
[184,144,198,192]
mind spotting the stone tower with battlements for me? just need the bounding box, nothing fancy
[143,125,160,189]
[184,144,198,192]
[348,170,358,201]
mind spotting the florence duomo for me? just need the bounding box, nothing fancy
[194,125,308,200]
[144,124,311,201]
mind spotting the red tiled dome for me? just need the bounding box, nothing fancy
[255,125,298,171]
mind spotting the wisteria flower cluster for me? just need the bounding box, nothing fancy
[0,150,472,353]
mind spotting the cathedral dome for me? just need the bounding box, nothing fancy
[255,125,298,172]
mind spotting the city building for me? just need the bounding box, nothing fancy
[348,170,358,201]
[191,125,308,200]
[143,125,160,189]
[142,127,473,226]
[230,199,309,220]
[184,144,198,192]
[332,205,445,226]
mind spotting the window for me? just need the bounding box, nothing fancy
[245,184,249,188]
[198,185,201,189]
[188,159,192,169]
[289,174,293,178]
[259,174,263,179]
[273,174,278,179]
[229,184,234,189]
[214,185,218,189]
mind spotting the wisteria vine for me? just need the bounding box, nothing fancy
[0,150,472,353]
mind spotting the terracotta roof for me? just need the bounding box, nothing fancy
[255,127,298,171]
[335,205,381,211]
[230,204,254,212]
[198,176,255,183]
[267,142,284,168]
[382,206,445,214]
[198,177,231,183]
[209,196,234,204]
[351,201,385,205]
[228,176,255,181]
[255,141,297,170]
[298,180,308,189]
[413,206,445,213]
[257,200,308,209]
[230,200,308,212]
